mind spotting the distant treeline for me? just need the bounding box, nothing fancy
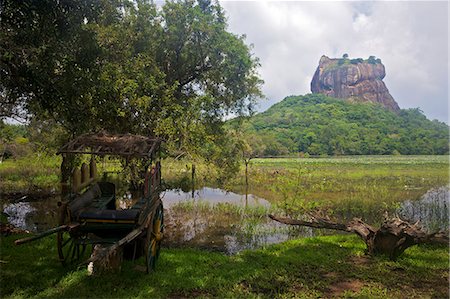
[232,94,449,156]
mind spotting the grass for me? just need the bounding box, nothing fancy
[1,233,448,298]
[1,155,448,297]
[0,154,130,196]
[2,154,447,204]
[0,154,61,194]
[171,200,271,217]
[219,156,449,224]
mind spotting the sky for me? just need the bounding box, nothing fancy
[220,1,449,123]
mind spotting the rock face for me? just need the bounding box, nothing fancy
[311,55,400,112]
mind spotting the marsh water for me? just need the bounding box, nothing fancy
[2,186,448,254]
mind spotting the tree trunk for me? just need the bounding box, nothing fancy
[191,163,195,198]
[245,160,249,187]
[269,214,448,260]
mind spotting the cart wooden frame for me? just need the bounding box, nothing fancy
[16,132,164,274]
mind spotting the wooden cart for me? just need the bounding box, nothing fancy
[16,132,164,273]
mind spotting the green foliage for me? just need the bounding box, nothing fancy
[0,121,33,159]
[1,0,263,163]
[0,0,104,124]
[226,128,266,162]
[350,58,364,64]
[0,121,27,141]
[1,119,71,158]
[368,55,377,64]
[234,94,449,156]
[0,153,60,192]
[1,234,448,298]
[26,118,70,153]
[332,56,381,68]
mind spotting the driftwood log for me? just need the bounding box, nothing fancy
[269,213,448,260]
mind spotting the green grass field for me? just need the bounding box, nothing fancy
[0,154,61,195]
[221,156,449,222]
[1,155,448,298]
[2,155,447,206]
[1,233,448,298]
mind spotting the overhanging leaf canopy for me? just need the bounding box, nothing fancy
[57,132,162,158]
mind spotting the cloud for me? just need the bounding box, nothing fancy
[220,1,449,122]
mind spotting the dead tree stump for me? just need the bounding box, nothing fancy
[269,213,448,260]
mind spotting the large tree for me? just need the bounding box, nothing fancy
[0,0,263,155]
[0,0,104,130]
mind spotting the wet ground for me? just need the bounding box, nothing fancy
[161,188,311,254]
[2,186,448,254]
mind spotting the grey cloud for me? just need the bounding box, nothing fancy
[221,1,448,122]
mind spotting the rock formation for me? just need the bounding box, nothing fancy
[311,55,400,112]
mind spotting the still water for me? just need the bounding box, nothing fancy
[2,196,60,232]
[398,186,449,232]
[162,187,271,208]
[161,188,309,254]
[2,186,448,254]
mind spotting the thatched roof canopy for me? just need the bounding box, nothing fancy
[57,132,162,158]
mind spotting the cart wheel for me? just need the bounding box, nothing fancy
[146,203,164,273]
[57,203,87,265]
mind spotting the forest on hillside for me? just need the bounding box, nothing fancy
[232,94,449,156]
[3,93,449,161]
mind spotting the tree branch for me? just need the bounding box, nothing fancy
[269,213,448,260]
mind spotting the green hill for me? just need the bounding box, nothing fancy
[233,94,449,156]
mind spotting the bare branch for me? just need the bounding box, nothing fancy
[269,213,448,260]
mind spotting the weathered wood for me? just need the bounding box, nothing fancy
[86,199,161,274]
[57,131,162,158]
[269,213,448,260]
[86,226,144,275]
[269,214,349,231]
[14,225,69,245]
[87,244,123,275]
[68,184,101,216]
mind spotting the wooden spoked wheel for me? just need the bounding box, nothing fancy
[145,203,164,273]
[57,204,87,265]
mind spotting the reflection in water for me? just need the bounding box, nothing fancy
[162,187,271,208]
[398,186,449,232]
[3,202,36,231]
[2,186,448,255]
[162,186,449,254]
[163,202,315,254]
[162,187,321,254]
[2,197,60,232]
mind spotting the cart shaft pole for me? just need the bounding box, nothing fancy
[14,225,68,245]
